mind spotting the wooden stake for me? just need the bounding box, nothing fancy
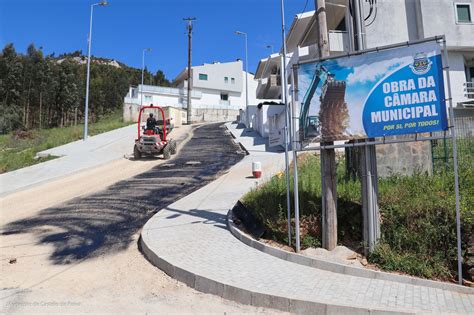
[316,0,337,250]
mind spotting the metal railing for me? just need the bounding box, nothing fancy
[431,116,474,171]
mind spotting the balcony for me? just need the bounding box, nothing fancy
[257,74,282,99]
[464,82,474,99]
[328,30,350,53]
[266,75,282,98]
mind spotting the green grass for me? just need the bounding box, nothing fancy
[0,110,132,173]
[242,144,474,281]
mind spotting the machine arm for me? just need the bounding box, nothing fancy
[299,65,329,136]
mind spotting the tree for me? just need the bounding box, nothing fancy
[55,61,79,127]
[0,43,24,133]
[154,70,170,87]
[0,43,171,133]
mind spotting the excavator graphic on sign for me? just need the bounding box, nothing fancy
[299,64,349,142]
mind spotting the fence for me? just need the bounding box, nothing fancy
[344,116,473,179]
[431,116,474,173]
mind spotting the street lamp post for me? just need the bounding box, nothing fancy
[83,1,108,141]
[141,48,152,106]
[235,31,249,127]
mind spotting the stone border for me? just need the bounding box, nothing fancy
[227,209,474,295]
[140,233,412,314]
[226,130,249,156]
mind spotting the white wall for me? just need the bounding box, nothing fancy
[143,93,182,107]
[363,0,418,48]
[361,0,472,108]
[246,72,261,105]
[197,88,242,109]
[192,61,243,93]
[444,51,470,106]
[419,0,474,48]
[364,0,474,49]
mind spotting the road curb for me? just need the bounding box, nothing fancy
[224,122,473,294]
[139,231,412,314]
[227,208,474,295]
[224,122,249,155]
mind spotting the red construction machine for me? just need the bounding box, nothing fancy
[133,105,177,160]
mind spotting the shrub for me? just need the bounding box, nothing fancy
[242,150,473,281]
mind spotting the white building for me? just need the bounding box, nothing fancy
[123,60,261,123]
[361,0,474,116]
[256,0,474,115]
[252,0,474,174]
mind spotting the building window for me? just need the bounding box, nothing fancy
[199,73,208,80]
[455,3,472,23]
[231,77,235,84]
[144,95,152,101]
[224,76,229,83]
[220,93,229,101]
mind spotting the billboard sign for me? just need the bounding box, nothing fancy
[296,41,448,145]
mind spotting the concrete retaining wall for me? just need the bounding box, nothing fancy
[376,137,433,177]
[190,108,240,123]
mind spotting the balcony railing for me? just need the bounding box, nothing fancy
[137,85,202,98]
[266,74,281,87]
[328,30,350,52]
[464,82,474,99]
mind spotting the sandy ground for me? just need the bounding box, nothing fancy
[0,124,285,314]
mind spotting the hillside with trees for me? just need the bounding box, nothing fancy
[0,43,170,134]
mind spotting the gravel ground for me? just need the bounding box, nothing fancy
[0,123,284,314]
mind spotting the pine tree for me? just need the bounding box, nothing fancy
[0,43,171,133]
[154,70,170,87]
[0,43,24,133]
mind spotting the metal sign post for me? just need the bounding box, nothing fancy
[290,67,301,252]
[351,0,380,254]
[441,36,463,285]
[280,0,292,248]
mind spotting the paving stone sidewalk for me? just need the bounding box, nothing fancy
[141,122,474,314]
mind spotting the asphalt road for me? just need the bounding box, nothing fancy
[0,123,281,314]
[3,123,244,264]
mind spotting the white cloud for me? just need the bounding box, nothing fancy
[345,56,412,85]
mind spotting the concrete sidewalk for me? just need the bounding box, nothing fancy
[0,125,138,196]
[141,122,474,314]
[1,124,191,197]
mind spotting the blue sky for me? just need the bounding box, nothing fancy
[0,0,312,80]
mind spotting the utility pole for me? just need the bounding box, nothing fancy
[315,0,337,251]
[351,0,380,254]
[184,17,196,125]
